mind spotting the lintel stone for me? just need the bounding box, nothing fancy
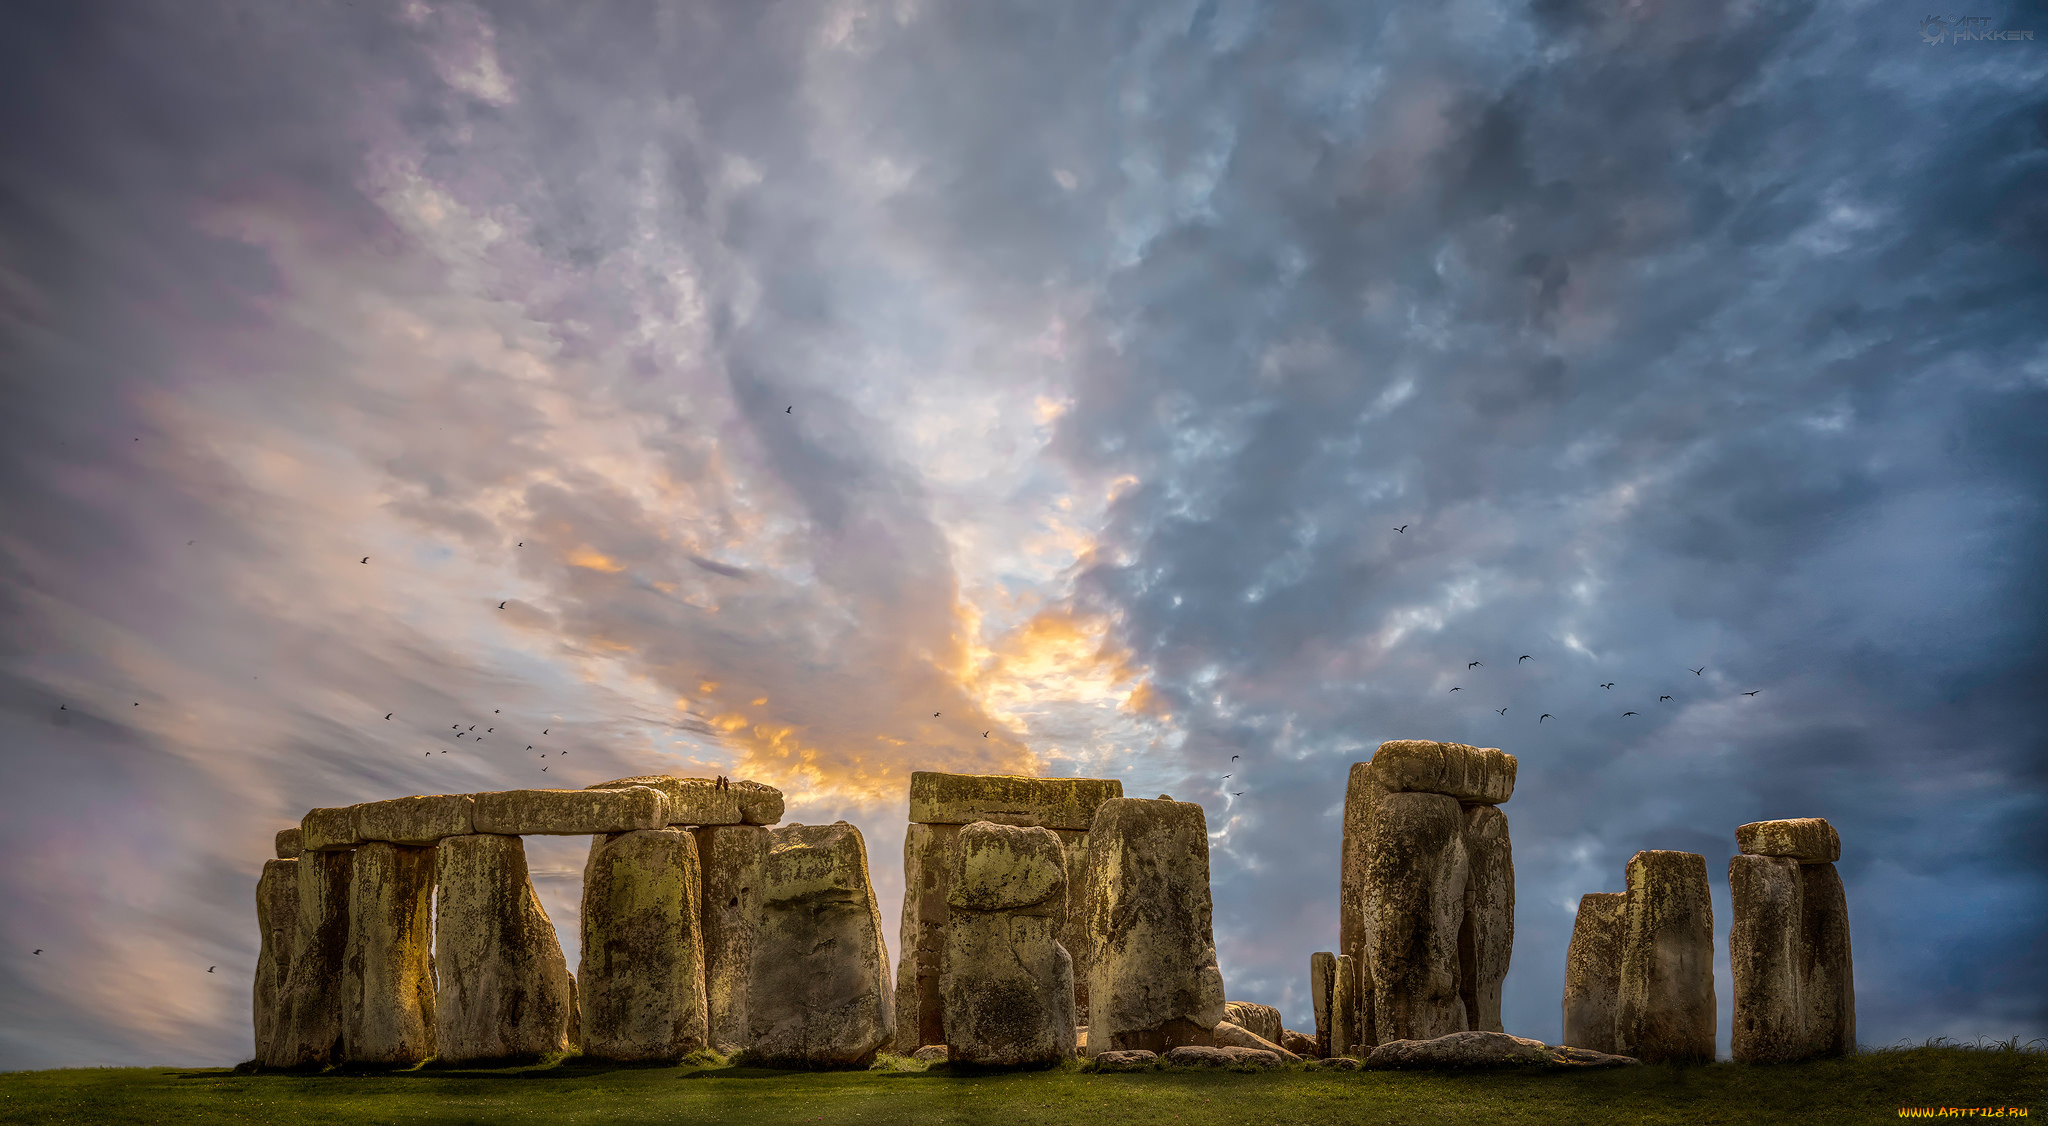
[473,786,666,835]
[588,776,740,826]
[301,806,363,852]
[1736,818,1840,864]
[356,794,476,845]
[908,771,1122,831]
[1369,741,1517,804]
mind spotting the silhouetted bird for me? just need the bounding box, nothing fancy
[983,731,989,738]
[487,728,492,733]
[933,712,940,717]
[1623,711,1638,717]
[786,406,793,413]
[1394,525,1408,533]
[1233,792,1244,797]
[385,714,392,720]
[468,725,475,731]
[1469,662,1482,669]
[133,702,138,706]
[33,950,40,955]
[59,705,64,710]
[542,766,548,772]
[494,710,499,714]
[1496,708,1508,715]
[1601,683,1615,689]
[1540,714,1551,722]
[208,966,215,973]
[1660,696,1672,702]
[499,602,507,609]
[543,729,548,735]
[361,557,368,564]
[1449,687,1461,692]
[1231,755,1240,762]
[527,746,533,750]
[1222,774,1231,780]
[1743,691,1760,696]
[1690,667,1705,676]
[1519,655,1532,662]
[517,542,523,547]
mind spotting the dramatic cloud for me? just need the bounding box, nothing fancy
[0,0,2041,1069]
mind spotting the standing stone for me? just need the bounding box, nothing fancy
[1051,827,1095,1025]
[1614,850,1715,1064]
[1362,791,1470,1043]
[1562,892,1626,1054]
[580,828,708,1060]
[1078,797,1226,1055]
[1329,953,1360,1059]
[1336,763,1383,1025]
[748,822,894,1067]
[693,823,770,1054]
[1309,951,1336,1058]
[265,848,353,1067]
[253,859,300,1063]
[1729,854,1805,1063]
[940,821,1074,1067]
[1799,862,1856,1058]
[893,822,963,1052]
[342,842,437,1066]
[433,834,574,1063]
[1459,803,1514,1035]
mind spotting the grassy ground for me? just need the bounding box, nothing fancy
[1,1044,2041,1126]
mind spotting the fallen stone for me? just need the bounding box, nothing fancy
[1736,818,1840,864]
[474,786,666,836]
[1730,854,1805,1064]
[433,834,575,1063]
[274,828,302,860]
[941,822,1075,1067]
[1799,862,1856,1059]
[1166,1045,1282,1068]
[1222,1001,1283,1045]
[266,848,353,1068]
[1562,892,1626,1055]
[1280,1029,1320,1059]
[893,822,962,1053]
[1459,803,1514,1035]
[1212,1020,1300,1061]
[1308,1055,1360,1070]
[1329,953,1360,1058]
[909,771,1123,831]
[589,775,740,826]
[1362,790,1470,1044]
[253,859,300,1064]
[1615,850,1716,1065]
[693,823,771,1054]
[1369,740,1517,805]
[355,793,475,845]
[731,780,785,826]
[1310,951,1336,1057]
[911,1044,949,1063]
[1076,797,1226,1056]
[300,806,362,852]
[1366,1031,1639,1070]
[580,828,709,1060]
[748,822,894,1068]
[341,842,437,1066]
[1091,1049,1157,1071]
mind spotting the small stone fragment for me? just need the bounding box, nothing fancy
[1366,1031,1639,1070]
[1736,818,1840,864]
[433,834,575,1063]
[911,1044,949,1063]
[589,776,740,826]
[341,842,437,1066]
[580,828,709,1060]
[354,794,475,845]
[909,771,1124,831]
[1091,1049,1157,1071]
[1166,1045,1281,1068]
[473,786,667,835]
[1614,851,1715,1065]
[747,822,895,1068]
[274,828,302,860]
[1562,892,1626,1055]
[1368,740,1518,804]
[1280,1029,1320,1058]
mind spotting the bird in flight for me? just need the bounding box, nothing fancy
[1222,774,1231,780]
[1233,792,1245,797]
[1468,661,1482,669]
[385,713,392,720]
[1660,696,1671,702]
[543,729,549,735]
[1394,525,1408,533]
[1601,683,1616,690]
[58,705,64,710]
[933,712,940,717]
[468,725,476,731]
[499,602,507,609]
[527,746,533,751]
[1690,667,1705,676]
[1519,655,1533,663]
[1231,755,1240,762]
[541,766,548,772]
[1496,708,1508,715]
[982,731,989,738]
[1449,687,1462,692]
[1623,711,1638,717]
[361,557,368,564]
[33,950,41,955]
[1743,691,1760,697]
[494,710,500,714]
[486,728,492,733]
[1539,714,1551,722]
[207,966,215,973]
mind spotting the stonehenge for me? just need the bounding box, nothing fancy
[1730,818,1855,1062]
[432,833,575,1062]
[1563,851,1717,1064]
[579,827,710,1060]
[939,821,1074,1067]
[747,821,895,1067]
[1336,741,1516,1052]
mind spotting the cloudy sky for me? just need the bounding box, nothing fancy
[2,0,2043,1070]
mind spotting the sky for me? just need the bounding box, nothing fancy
[0,0,2043,1071]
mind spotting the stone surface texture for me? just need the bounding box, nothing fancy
[1800,863,1856,1059]
[275,828,302,860]
[1075,797,1226,1056]
[475,786,666,836]
[693,823,770,1054]
[1736,818,1841,863]
[1459,803,1514,1035]
[1365,1031,1639,1070]
[893,822,962,1052]
[908,771,1123,831]
[579,828,709,1061]
[1091,1049,1158,1071]
[355,794,475,845]
[433,834,575,1062]
[266,848,353,1068]
[940,822,1074,1067]
[1212,1020,1300,1061]
[1280,1029,1320,1058]
[253,859,300,1063]
[1310,951,1336,1058]
[1361,790,1471,1043]
[747,822,894,1068]
[1368,741,1518,804]
[300,806,362,852]
[1562,892,1626,1054]
[590,776,740,826]
[1329,953,1359,1059]
[1222,1001,1283,1044]
[731,780,785,826]
[1729,854,1805,1063]
[1165,1045,1281,1068]
[911,1044,949,1063]
[341,842,438,1066]
[1614,850,1716,1065]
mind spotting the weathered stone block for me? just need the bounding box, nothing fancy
[589,775,740,826]
[474,786,666,836]
[1310,951,1336,1058]
[253,859,299,1063]
[275,828,302,860]
[1730,854,1804,1063]
[1362,791,1470,1044]
[940,822,1074,1067]
[1213,1020,1299,1061]
[909,771,1123,831]
[341,842,437,1066]
[1222,1001,1283,1045]
[1330,953,1359,1058]
[1281,1028,1320,1058]
[732,779,785,825]
[265,848,352,1067]
[693,823,770,1054]
[1459,803,1514,1035]
[748,822,894,1067]
[1562,892,1625,1054]
[579,828,708,1061]
[355,793,475,845]
[1799,862,1856,1058]
[433,834,575,1063]
[1366,1030,1640,1070]
[1166,1045,1281,1068]
[1077,798,1226,1056]
[1737,818,1840,864]
[1369,740,1517,805]
[950,820,1067,916]
[1091,1048,1157,1071]
[1615,851,1715,1064]
[300,806,362,852]
[893,822,962,1052]
[1337,763,1383,983]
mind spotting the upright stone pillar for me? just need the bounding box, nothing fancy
[693,823,771,1055]
[433,833,575,1062]
[1077,797,1226,1055]
[1615,850,1715,1064]
[1562,892,1626,1053]
[342,842,438,1066]
[1459,803,1514,1034]
[1329,953,1360,1059]
[580,827,709,1061]
[1362,790,1471,1042]
[940,821,1075,1067]
[894,822,963,1051]
[1799,862,1856,1057]
[1730,818,1854,1062]
[1309,951,1336,1058]
[265,846,353,1067]
[253,857,300,1063]
[748,822,894,1067]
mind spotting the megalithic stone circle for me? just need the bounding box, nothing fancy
[940,821,1075,1067]
[747,821,895,1067]
[1614,850,1715,1064]
[579,827,709,1061]
[342,842,438,1066]
[433,833,575,1063]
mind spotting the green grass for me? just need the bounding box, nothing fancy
[1,1044,2041,1125]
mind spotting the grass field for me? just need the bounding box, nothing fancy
[1,1044,2041,1125]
